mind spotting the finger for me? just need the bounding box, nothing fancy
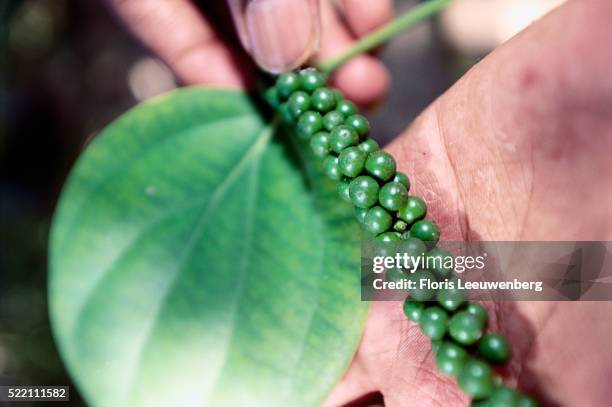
[341,0,393,37]
[105,0,253,87]
[315,1,390,107]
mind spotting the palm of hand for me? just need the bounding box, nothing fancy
[326,1,612,406]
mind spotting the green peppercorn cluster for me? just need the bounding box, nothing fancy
[266,67,536,407]
[268,68,438,242]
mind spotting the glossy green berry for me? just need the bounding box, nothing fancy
[345,114,370,138]
[309,131,331,158]
[379,181,408,211]
[479,334,511,364]
[410,219,440,242]
[323,111,345,131]
[324,155,342,181]
[400,237,428,259]
[458,359,495,400]
[299,68,325,91]
[338,178,352,203]
[279,102,293,123]
[358,139,379,154]
[466,303,489,326]
[288,91,311,118]
[427,248,454,277]
[407,269,437,301]
[419,306,449,340]
[349,176,379,208]
[336,99,357,116]
[403,299,425,322]
[264,86,281,108]
[365,151,396,181]
[394,220,408,232]
[449,310,485,345]
[435,341,469,376]
[490,386,520,407]
[364,206,392,235]
[376,231,401,242]
[436,278,466,312]
[338,147,367,177]
[393,172,410,189]
[311,87,337,113]
[517,395,539,407]
[354,206,368,223]
[297,111,322,140]
[332,88,343,102]
[398,195,427,224]
[330,125,359,153]
[276,72,301,99]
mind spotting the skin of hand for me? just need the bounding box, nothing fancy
[323,0,612,406]
[105,0,612,406]
[103,0,392,106]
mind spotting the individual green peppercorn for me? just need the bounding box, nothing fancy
[278,102,294,123]
[338,178,352,203]
[332,88,343,102]
[449,311,485,345]
[403,298,425,322]
[358,139,380,154]
[408,269,437,301]
[410,219,440,242]
[264,86,281,108]
[393,171,410,190]
[437,277,466,312]
[426,248,454,277]
[297,111,323,140]
[288,91,311,118]
[419,306,449,340]
[345,114,370,138]
[336,99,357,116]
[399,237,428,266]
[276,72,301,99]
[354,206,368,223]
[298,68,325,91]
[364,206,392,235]
[394,220,408,232]
[435,341,469,376]
[386,267,405,283]
[458,359,495,400]
[466,303,489,326]
[379,181,408,211]
[330,125,359,153]
[517,395,539,407]
[398,195,427,224]
[376,231,401,242]
[309,131,331,158]
[323,111,345,131]
[349,176,380,208]
[338,147,367,177]
[490,386,520,407]
[479,334,511,364]
[365,151,396,181]
[311,87,337,113]
[324,155,342,181]
[472,399,492,407]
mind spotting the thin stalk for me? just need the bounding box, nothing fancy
[318,0,452,74]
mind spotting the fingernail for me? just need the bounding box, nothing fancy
[228,0,320,73]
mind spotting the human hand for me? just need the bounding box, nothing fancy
[104,0,393,106]
[324,0,612,405]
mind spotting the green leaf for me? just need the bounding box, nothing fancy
[49,88,367,407]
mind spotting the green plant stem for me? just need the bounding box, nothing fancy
[318,0,453,74]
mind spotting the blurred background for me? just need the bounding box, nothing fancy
[0,0,562,405]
